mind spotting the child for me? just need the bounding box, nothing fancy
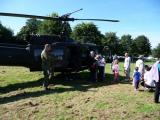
[111,54,118,73]
[112,59,119,83]
[133,67,141,91]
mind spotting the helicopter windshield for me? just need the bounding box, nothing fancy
[52,48,64,60]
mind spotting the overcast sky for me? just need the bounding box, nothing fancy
[0,0,159,48]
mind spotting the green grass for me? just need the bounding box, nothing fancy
[0,62,160,120]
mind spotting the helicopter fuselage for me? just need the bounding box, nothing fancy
[0,35,102,73]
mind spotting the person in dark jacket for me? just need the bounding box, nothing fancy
[88,51,97,82]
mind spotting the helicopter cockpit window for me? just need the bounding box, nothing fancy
[34,49,42,57]
[81,47,88,58]
[90,47,99,54]
[52,48,64,60]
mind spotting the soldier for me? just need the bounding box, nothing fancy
[41,44,54,90]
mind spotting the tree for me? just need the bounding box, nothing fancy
[72,22,103,45]
[119,34,133,55]
[38,13,71,37]
[102,32,119,55]
[152,43,160,58]
[16,26,30,41]
[16,18,41,40]
[26,18,41,34]
[0,22,13,43]
[133,35,151,56]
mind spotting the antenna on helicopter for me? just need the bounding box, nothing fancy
[61,8,83,18]
[60,9,83,40]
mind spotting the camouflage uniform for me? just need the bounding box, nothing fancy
[41,49,54,89]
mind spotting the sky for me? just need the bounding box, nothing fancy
[0,0,160,48]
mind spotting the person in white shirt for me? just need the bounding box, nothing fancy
[135,55,144,79]
[97,54,106,81]
[142,65,156,90]
[124,52,131,80]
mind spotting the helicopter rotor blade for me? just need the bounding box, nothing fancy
[0,12,119,22]
[0,12,61,20]
[74,18,119,22]
[0,12,77,21]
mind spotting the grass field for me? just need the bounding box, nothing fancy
[0,62,160,120]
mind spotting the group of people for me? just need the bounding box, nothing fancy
[40,43,160,92]
[133,59,160,92]
[123,53,160,92]
[111,52,160,92]
[88,51,106,82]
[111,53,131,83]
[132,55,145,91]
[40,44,106,90]
[131,55,160,92]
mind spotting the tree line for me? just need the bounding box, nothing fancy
[0,13,159,58]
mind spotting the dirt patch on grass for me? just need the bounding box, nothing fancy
[0,79,5,82]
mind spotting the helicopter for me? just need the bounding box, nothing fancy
[0,9,119,73]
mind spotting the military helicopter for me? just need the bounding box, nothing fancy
[0,9,119,73]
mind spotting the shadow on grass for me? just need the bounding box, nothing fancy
[0,78,43,94]
[0,71,129,104]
